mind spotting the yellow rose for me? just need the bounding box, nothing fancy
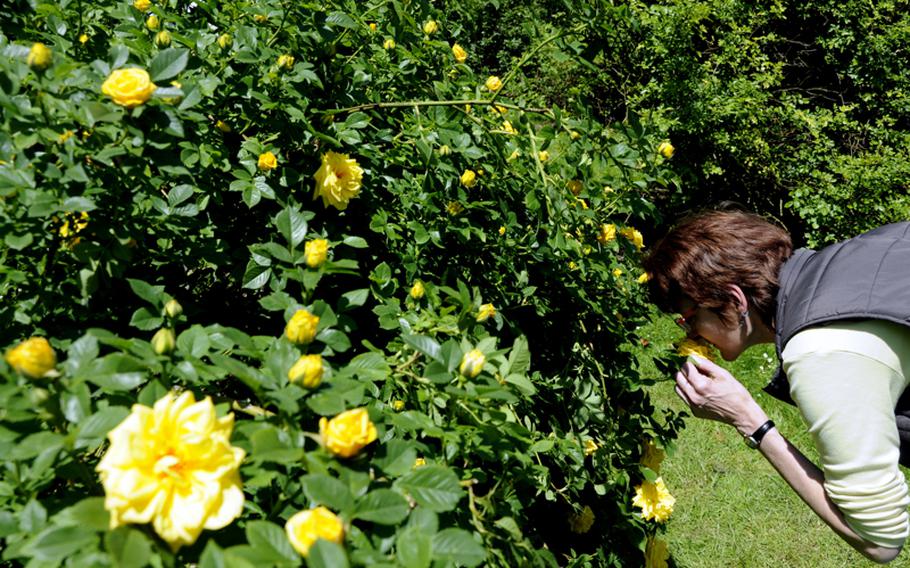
[102,68,157,108]
[452,43,467,63]
[57,130,75,144]
[677,338,714,360]
[498,226,506,236]
[217,33,232,49]
[215,120,231,132]
[537,150,549,162]
[485,75,503,92]
[501,121,516,135]
[612,268,623,278]
[413,457,427,468]
[460,169,477,188]
[423,20,438,34]
[570,130,581,140]
[146,14,159,30]
[567,180,583,196]
[133,0,151,11]
[4,337,56,378]
[459,349,485,378]
[620,226,644,250]
[383,38,396,50]
[392,400,405,411]
[164,299,183,318]
[151,328,176,355]
[410,281,425,300]
[438,144,451,156]
[645,535,669,568]
[641,439,665,472]
[568,505,595,534]
[79,33,90,45]
[597,223,616,244]
[285,309,319,345]
[253,14,267,23]
[657,141,675,159]
[368,23,377,32]
[96,392,245,550]
[507,149,520,161]
[288,354,324,388]
[277,54,295,70]
[304,238,329,268]
[258,151,278,171]
[476,303,495,322]
[638,272,651,284]
[632,477,675,523]
[319,407,378,458]
[27,42,52,70]
[584,439,598,456]
[59,211,89,240]
[155,30,171,47]
[313,151,364,210]
[285,506,344,557]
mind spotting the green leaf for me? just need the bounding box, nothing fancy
[506,336,531,376]
[177,325,211,358]
[10,431,63,460]
[250,426,304,464]
[353,489,410,525]
[105,526,151,568]
[127,279,164,306]
[402,334,442,363]
[24,525,98,562]
[82,354,146,392]
[302,474,355,513]
[129,307,163,330]
[397,527,433,568]
[274,205,308,248]
[307,540,349,568]
[306,390,346,416]
[245,521,299,565]
[53,498,109,531]
[342,236,368,248]
[394,466,463,512]
[150,48,189,82]
[76,406,129,447]
[4,233,33,250]
[431,529,486,567]
[374,439,418,477]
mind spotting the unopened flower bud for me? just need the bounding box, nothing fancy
[146,14,160,31]
[164,299,183,318]
[152,328,176,355]
[217,33,232,49]
[155,30,171,47]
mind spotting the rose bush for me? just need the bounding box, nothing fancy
[0,1,685,566]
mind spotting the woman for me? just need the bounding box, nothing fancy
[643,209,910,563]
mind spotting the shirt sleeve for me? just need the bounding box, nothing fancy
[784,324,910,549]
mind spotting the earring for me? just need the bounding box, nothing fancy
[740,310,749,327]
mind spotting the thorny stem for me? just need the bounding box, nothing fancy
[318,99,551,117]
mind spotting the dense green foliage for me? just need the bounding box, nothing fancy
[0,0,685,566]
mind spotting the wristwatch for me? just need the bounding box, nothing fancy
[744,419,775,449]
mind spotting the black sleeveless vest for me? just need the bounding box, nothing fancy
[762,222,910,462]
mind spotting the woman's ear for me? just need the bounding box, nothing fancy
[726,284,749,313]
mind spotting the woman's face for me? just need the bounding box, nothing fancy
[677,299,747,361]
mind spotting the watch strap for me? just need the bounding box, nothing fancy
[745,419,775,449]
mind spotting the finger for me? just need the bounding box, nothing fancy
[675,370,698,403]
[674,384,693,407]
[688,353,720,375]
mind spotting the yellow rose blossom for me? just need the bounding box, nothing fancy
[383,38,396,50]
[79,33,90,45]
[216,33,232,49]
[446,201,464,216]
[537,150,549,162]
[570,130,581,140]
[102,68,157,108]
[57,130,75,144]
[133,0,151,11]
[146,14,159,30]
[657,141,675,159]
[494,105,508,115]
[597,223,616,245]
[155,30,171,47]
[288,354,324,388]
[568,261,578,270]
[577,199,588,210]
[96,391,245,550]
[5,337,56,378]
[285,506,344,557]
[27,43,52,70]
[253,14,267,23]
[501,121,516,135]
[277,54,295,70]
[638,272,651,284]
[304,239,329,268]
[164,299,183,318]
[568,505,595,534]
[507,149,520,161]
[151,328,176,355]
[215,120,231,132]
[460,169,477,188]
[464,104,472,113]
[620,226,644,250]
[613,268,623,278]
[452,43,467,63]
[645,535,669,568]
[257,151,278,171]
[392,400,405,411]
[677,338,714,360]
[59,211,89,240]
[476,303,496,322]
[319,408,378,458]
[567,180,583,196]
[498,226,506,236]
[438,144,451,156]
[368,23,377,32]
[632,477,675,523]
[423,20,438,34]
[459,349,485,378]
[410,280,425,300]
[485,75,503,92]
[641,439,665,472]
[285,309,319,345]
[313,151,364,210]
[413,457,427,468]
[584,439,598,456]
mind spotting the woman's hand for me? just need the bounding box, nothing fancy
[674,355,769,436]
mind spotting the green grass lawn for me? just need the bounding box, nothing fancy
[636,316,910,568]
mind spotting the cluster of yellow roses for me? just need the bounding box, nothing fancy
[632,439,673,567]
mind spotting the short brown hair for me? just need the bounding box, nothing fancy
[643,210,793,327]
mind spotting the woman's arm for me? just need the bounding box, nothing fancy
[675,357,903,563]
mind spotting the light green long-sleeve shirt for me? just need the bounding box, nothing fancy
[783,319,910,548]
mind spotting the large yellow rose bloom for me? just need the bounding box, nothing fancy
[632,477,675,523]
[460,169,477,188]
[133,0,151,11]
[285,309,319,345]
[257,151,278,171]
[319,408,378,458]
[288,354,324,388]
[475,303,496,322]
[4,337,56,378]
[313,151,364,210]
[304,239,329,268]
[485,75,503,92]
[677,338,714,360]
[459,349,485,378]
[597,223,616,245]
[410,281,425,300]
[102,68,157,108]
[96,391,245,550]
[285,506,344,557]
[452,43,467,63]
[27,43,52,70]
[657,141,675,159]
